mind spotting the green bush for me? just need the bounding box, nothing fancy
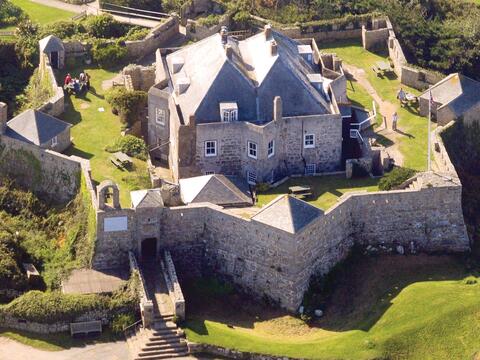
[105,87,147,126]
[197,14,222,28]
[105,135,147,160]
[91,42,128,68]
[111,313,136,334]
[0,0,25,27]
[122,26,150,41]
[378,167,416,191]
[84,14,127,39]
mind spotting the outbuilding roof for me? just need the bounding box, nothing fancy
[131,188,164,209]
[252,195,322,234]
[165,29,332,124]
[180,174,252,207]
[5,109,71,146]
[39,35,64,53]
[420,73,480,116]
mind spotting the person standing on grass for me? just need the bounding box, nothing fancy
[392,111,398,131]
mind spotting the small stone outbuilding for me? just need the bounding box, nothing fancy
[4,109,72,152]
[419,73,480,126]
[39,35,65,69]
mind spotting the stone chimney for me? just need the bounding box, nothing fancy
[264,24,272,40]
[225,44,233,59]
[273,96,282,121]
[220,26,228,45]
[270,40,278,56]
[0,102,7,135]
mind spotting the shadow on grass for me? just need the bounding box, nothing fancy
[374,133,394,147]
[182,255,470,339]
[61,95,82,126]
[0,328,122,351]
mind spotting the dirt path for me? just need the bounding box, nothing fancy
[342,63,405,166]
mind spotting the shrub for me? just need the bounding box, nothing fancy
[122,26,150,41]
[0,0,25,27]
[84,14,127,39]
[378,167,416,191]
[105,135,147,160]
[197,14,222,28]
[111,313,136,334]
[105,87,147,126]
[91,41,128,68]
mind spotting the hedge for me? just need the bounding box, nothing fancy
[378,167,416,191]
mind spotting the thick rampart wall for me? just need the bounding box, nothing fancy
[38,53,65,117]
[0,135,81,203]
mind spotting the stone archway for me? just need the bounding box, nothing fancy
[97,180,121,210]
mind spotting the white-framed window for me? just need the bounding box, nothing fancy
[222,109,238,122]
[51,136,58,147]
[304,134,315,148]
[248,141,257,159]
[204,140,217,157]
[247,170,257,185]
[155,108,166,125]
[305,163,316,175]
[205,171,215,175]
[267,140,275,158]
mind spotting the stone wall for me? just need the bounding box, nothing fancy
[123,64,155,92]
[0,310,109,335]
[162,251,185,320]
[188,341,298,360]
[0,135,82,203]
[38,53,65,117]
[185,13,230,41]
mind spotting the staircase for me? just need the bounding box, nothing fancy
[407,177,422,190]
[126,259,188,360]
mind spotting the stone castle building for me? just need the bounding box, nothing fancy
[147,25,349,184]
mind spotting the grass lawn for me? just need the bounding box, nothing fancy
[10,0,75,25]
[0,328,122,351]
[183,255,480,360]
[320,39,428,171]
[57,63,150,207]
[256,175,380,211]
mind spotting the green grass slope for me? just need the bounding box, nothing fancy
[10,0,74,25]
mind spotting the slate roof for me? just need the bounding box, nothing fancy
[420,73,480,116]
[39,35,64,53]
[165,29,332,124]
[180,174,252,207]
[131,189,164,208]
[252,195,322,234]
[5,109,71,146]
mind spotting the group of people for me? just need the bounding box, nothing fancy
[64,72,90,94]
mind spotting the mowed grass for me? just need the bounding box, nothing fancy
[10,0,75,25]
[320,39,428,171]
[0,328,122,351]
[57,64,150,207]
[256,175,380,211]
[184,256,480,360]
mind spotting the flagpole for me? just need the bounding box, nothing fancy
[427,89,432,171]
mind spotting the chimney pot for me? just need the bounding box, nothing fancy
[225,44,233,59]
[220,26,228,45]
[0,102,7,135]
[264,24,272,40]
[270,40,278,56]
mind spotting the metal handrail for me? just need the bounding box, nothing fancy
[350,101,377,130]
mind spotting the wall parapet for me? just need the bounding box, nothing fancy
[161,251,185,320]
[38,53,65,117]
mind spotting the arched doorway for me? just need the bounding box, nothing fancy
[141,238,157,261]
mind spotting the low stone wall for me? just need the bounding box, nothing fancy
[434,122,458,174]
[0,135,82,203]
[185,13,230,41]
[162,251,185,320]
[0,311,109,335]
[64,16,180,61]
[122,64,155,91]
[38,53,64,117]
[188,341,297,360]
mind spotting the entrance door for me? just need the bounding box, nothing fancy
[141,238,157,261]
[50,51,59,69]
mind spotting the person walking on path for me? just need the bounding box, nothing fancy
[392,111,398,131]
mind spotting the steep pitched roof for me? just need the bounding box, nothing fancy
[5,109,71,146]
[420,73,480,116]
[165,30,332,124]
[39,35,64,53]
[131,189,164,209]
[252,195,322,234]
[180,174,252,206]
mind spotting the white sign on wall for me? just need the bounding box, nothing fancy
[104,216,128,232]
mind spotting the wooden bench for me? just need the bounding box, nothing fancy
[70,320,102,337]
[288,186,313,198]
[110,156,125,169]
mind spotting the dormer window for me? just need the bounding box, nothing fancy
[298,44,313,64]
[219,102,238,122]
[172,57,184,73]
